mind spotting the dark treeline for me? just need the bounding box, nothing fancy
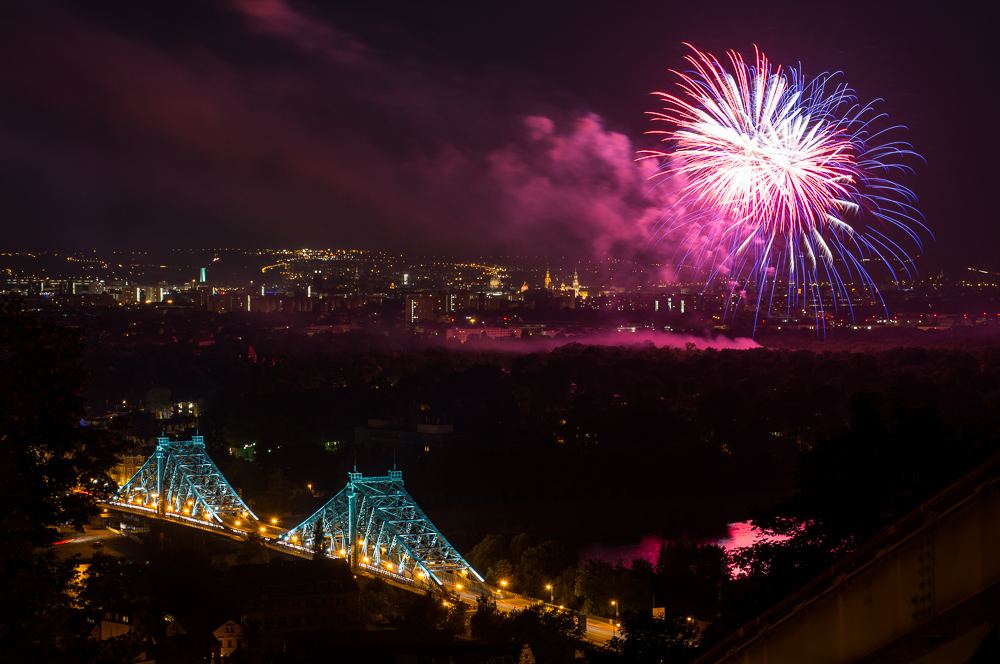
[77,315,1000,661]
[8,300,1000,662]
[466,530,725,620]
[73,313,1000,550]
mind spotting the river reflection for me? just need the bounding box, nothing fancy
[577,521,785,567]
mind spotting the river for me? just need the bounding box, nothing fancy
[577,521,786,567]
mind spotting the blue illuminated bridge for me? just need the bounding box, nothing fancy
[108,435,485,590]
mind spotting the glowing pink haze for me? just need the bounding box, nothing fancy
[577,521,789,572]
[1,0,679,259]
[447,330,761,352]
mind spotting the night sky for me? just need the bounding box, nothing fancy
[2,0,996,272]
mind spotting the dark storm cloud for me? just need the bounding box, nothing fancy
[0,0,674,259]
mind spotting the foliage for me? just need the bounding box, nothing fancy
[79,553,150,611]
[725,387,1000,629]
[653,543,726,618]
[471,595,580,662]
[518,539,577,599]
[470,533,725,620]
[0,298,128,660]
[488,559,514,586]
[311,520,326,559]
[236,532,271,565]
[468,532,578,604]
[552,565,579,609]
[41,306,1000,659]
[86,545,237,631]
[442,594,469,637]
[499,604,580,664]
[145,386,173,418]
[401,587,451,633]
[575,559,617,616]
[469,533,508,581]
[600,611,699,664]
[80,315,1000,554]
[359,577,400,625]
[470,594,504,640]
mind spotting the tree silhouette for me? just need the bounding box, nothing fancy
[312,520,326,560]
[0,298,128,660]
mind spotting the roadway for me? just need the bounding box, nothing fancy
[439,578,617,645]
[53,523,145,563]
[102,500,286,540]
[101,501,616,645]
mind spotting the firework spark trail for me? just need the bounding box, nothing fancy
[641,45,928,332]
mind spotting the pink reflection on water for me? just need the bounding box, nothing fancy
[577,521,788,569]
[577,534,666,567]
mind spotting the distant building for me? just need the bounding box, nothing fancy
[448,290,475,312]
[87,609,139,641]
[445,327,519,342]
[110,451,146,488]
[355,418,468,451]
[121,285,165,305]
[406,295,436,322]
[213,620,243,657]
[50,292,117,307]
[229,558,360,651]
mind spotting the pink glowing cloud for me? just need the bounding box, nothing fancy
[576,521,788,574]
[231,0,368,64]
[444,329,761,352]
[0,0,682,261]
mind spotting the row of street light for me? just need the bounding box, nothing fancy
[541,582,620,638]
[486,579,624,641]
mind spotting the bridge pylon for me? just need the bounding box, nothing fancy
[280,470,483,588]
[112,435,258,527]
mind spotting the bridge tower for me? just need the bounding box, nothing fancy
[113,435,258,526]
[281,470,483,588]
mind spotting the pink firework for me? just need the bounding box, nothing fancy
[641,45,927,326]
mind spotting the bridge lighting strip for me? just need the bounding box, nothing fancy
[103,501,226,531]
[358,561,414,584]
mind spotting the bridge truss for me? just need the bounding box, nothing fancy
[281,470,483,587]
[112,436,258,525]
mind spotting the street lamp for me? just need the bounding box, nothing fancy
[500,579,508,600]
[546,584,553,604]
[611,600,618,637]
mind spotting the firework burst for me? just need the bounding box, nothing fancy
[641,45,927,329]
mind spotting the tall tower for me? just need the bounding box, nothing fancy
[544,266,551,291]
[572,267,580,296]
